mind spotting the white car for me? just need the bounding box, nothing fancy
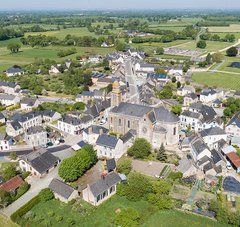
[226,161,232,170]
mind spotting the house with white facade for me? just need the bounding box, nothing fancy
[5,66,24,77]
[96,134,124,160]
[20,97,40,111]
[83,125,109,144]
[0,133,10,151]
[0,94,20,106]
[82,172,121,206]
[24,126,47,148]
[0,82,20,95]
[226,112,240,146]
[180,102,223,132]
[177,85,196,96]
[183,93,198,107]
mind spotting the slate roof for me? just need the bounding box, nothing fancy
[22,148,60,174]
[61,115,82,125]
[42,110,58,118]
[227,112,240,128]
[89,172,121,197]
[6,66,23,74]
[83,125,109,135]
[0,94,16,100]
[106,158,116,172]
[201,89,217,96]
[185,93,198,100]
[49,178,75,199]
[0,81,18,88]
[96,134,119,149]
[199,127,226,137]
[121,130,136,143]
[10,121,22,131]
[181,110,201,119]
[26,126,45,135]
[21,97,37,106]
[191,137,208,156]
[0,112,5,120]
[211,149,223,164]
[14,111,41,123]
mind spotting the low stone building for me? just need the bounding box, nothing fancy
[24,126,47,147]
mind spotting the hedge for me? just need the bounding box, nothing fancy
[10,195,40,223]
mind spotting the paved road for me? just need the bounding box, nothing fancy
[1,148,74,217]
[0,145,71,157]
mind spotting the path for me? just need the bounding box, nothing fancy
[209,69,240,75]
[187,179,201,206]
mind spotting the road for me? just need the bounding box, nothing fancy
[1,148,75,217]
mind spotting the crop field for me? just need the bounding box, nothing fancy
[208,24,240,33]
[192,71,240,90]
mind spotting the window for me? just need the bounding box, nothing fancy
[173,127,176,135]
[128,120,130,128]
[119,119,122,126]
[97,195,101,202]
[110,186,115,194]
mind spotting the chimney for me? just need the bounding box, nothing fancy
[88,126,93,134]
[99,128,103,135]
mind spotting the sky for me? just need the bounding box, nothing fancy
[1,0,240,10]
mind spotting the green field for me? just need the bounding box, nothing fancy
[208,24,240,33]
[192,71,240,90]
[18,195,224,227]
[0,215,18,227]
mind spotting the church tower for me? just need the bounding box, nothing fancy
[111,81,122,107]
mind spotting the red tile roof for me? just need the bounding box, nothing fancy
[0,175,24,192]
[227,152,240,168]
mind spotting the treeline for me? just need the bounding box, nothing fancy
[0,28,24,41]
[200,33,235,43]
[132,26,199,43]
[20,35,60,47]
[57,48,77,57]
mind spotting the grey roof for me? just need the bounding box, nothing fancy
[192,137,208,156]
[201,89,217,96]
[83,125,109,135]
[185,93,198,100]
[153,107,179,123]
[77,141,87,148]
[22,148,60,174]
[211,149,223,164]
[0,133,6,140]
[15,111,41,123]
[10,121,22,131]
[79,91,94,97]
[0,112,5,120]
[181,110,201,119]
[42,110,58,118]
[121,129,136,143]
[49,178,75,199]
[227,112,240,128]
[96,134,119,149]
[0,81,18,88]
[0,94,16,100]
[106,158,116,172]
[89,172,121,197]
[61,115,82,125]
[203,162,213,172]
[197,155,211,166]
[20,97,37,106]
[199,127,226,137]
[26,126,45,135]
[6,66,23,74]
[80,115,94,124]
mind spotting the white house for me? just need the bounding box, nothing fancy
[183,93,198,107]
[200,89,224,104]
[95,134,124,160]
[24,126,47,148]
[20,97,40,111]
[5,66,24,77]
[58,115,82,135]
[177,85,196,96]
[0,133,10,151]
[0,94,20,106]
[82,172,121,206]
[134,62,155,73]
[19,148,60,177]
[226,112,240,146]
[83,125,109,144]
[0,82,20,95]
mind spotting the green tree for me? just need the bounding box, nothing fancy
[155,47,164,55]
[117,158,132,175]
[171,105,182,115]
[212,52,224,63]
[39,188,54,202]
[114,208,140,227]
[127,138,152,159]
[206,53,212,64]
[196,40,206,49]
[0,189,12,208]
[9,152,17,160]
[73,102,85,111]
[156,144,167,162]
[2,165,17,181]
[226,47,238,57]
[7,42,21,53]
[115,41,126,52]
[125,172,152,201]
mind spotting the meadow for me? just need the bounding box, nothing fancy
[208,24,240,33]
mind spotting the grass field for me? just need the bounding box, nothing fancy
[208,24,240,33]
[215,57,240,73]
[0,215,18,227]
[177,41,232,53]
[18,195,225,227]
[192,71,240,90]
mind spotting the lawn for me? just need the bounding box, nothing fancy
[208,24,240,33]
[215,57,240,73]
[142,210,226,227]
[0,215,18,227]
[18,195,226,227]
[192,71,240,90]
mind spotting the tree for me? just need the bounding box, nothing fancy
[114,208,140,227]
[156,143,167,162]
[226,47,238,57]
[115,41,126,52]
[9,152,17,160]
[206,53,212,64]
[196,40,206,49]
[171,105,182,115]
[155,68,167,75]
[0,189,11,208]
[177,81,181,88]
[39,188,54,202]
[156,47,164,55]
[117,158,132,175]
[59,157,80,182]
[127,138,152,159]
[73,102,85,111]
[212,52,224,63]
[125,172,152,201]
[171,77,177,83]
[7,42,21,53]
[2,165,17,181]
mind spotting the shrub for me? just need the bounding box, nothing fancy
[168,171,183,181]
[67,218,76,226]
[14,182,30,200]
[55,215,63,222]
[116,158,132,175]
[114,208,140,227]
[127,138,152,159]
[10,195,40,222]
[39,188,54,202]
[21,171,31,179]
[48,210,55,217]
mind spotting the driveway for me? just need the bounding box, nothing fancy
[1,148,74,217]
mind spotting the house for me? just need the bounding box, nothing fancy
[0,133,10,151]
[0,81,20,94]
[134,62,155,73]
[0,175,24,193]
[147,73,170,84]
[76,90,106,104]
[183,93,198,107]
[6,121,23,137]
[49,178,78,203]
[121,129,136,150]
[24,126,47,148]
[109,102,179,148]
[226,152,240,173]
[212,99,222,108]
[94,78,115,89]
[199,127,227,150]
[83,125,109,144]
[200,89,223,104]
[5,66,24,77]
[19,148,60,177]
[42,110,61,123]
[106,158,116,173]
[0,94,20,106]
[96,134,124,160]
[177,85,196,96]
[180,102,223,132]
[71,141,87,151]
[58,115,83,135]
[82,172,121,206]
[20,97,40,111]
[0,112,6,124]
[226,112,240,146]
[177,157,198,177]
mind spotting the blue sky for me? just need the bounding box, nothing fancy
[1,0,240,10]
